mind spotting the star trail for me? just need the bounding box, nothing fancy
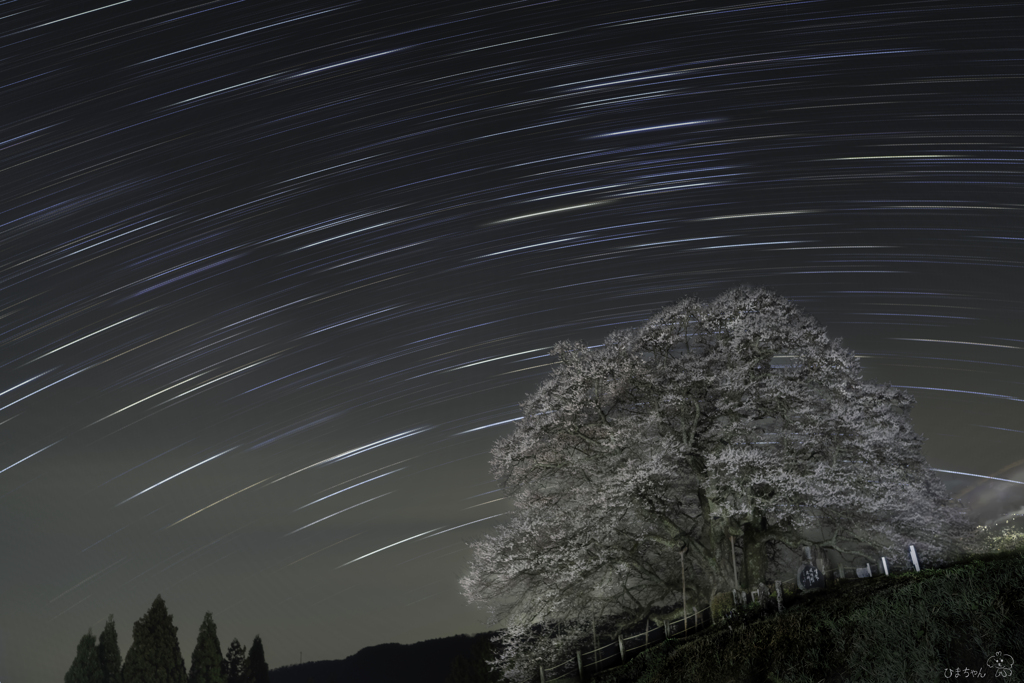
[0,1,1021,679]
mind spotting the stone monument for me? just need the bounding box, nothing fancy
[797,546,826,590]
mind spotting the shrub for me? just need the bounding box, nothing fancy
[710,592,735,624]
[980,525,1024,554]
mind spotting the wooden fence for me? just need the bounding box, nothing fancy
[536,545,923,683]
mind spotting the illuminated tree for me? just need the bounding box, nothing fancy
[461,286,976,682]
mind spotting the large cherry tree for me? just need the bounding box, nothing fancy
[460,287,975,682]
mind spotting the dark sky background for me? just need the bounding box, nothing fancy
[1,0,1022,679]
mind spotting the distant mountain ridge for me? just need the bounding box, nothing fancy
[269,632,497,683]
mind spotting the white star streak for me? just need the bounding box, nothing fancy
[286,492,392,536]
[695,240,807,250]
[317,457,417,493]
[694,210,816,221]
[456,417,523,435]
[594,120,716,137]
[445,348,550,371]
[0,367,88,413]
[0,441,59,476]
[49,557,127,603]
[171,74,281,107]
[977,426,1024,434]
[90,371,210,425]
[13,0,132,33]
[81,525,128,553]
[271,428,429,483]
[289,49,406,79]
[166,477,271,528]
[477,238,579,258]
[895,386,1024,404]
[301,307,400,337]
[279,533,362,569]
[0,371,51,399]
[931,469,1024,487]
[296,469,405,510]
[427,513,509,537]
[892,338,1023,350]
[339,527,443,567]
[490,202,607,224]
[118,448,236,506]
[291,220,397,251]
[35,310,150,360]
[156,355,282,406]
[623,235,734,249]
[323,239,432,271]
[464,498,506,510]
[137,8,339,64]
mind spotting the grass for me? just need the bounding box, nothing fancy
[590,548,1024,683]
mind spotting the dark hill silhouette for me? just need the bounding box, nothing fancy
[269,632,498,683]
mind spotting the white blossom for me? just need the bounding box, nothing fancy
[461,287,975,682]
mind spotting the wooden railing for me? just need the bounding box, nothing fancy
[536,546,922,682]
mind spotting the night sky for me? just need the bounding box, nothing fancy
[2,0,1022,680]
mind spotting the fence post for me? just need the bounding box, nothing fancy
[539,664,546,683]
[909,545,921,572]
[775,580,784,612]
[645,619,649,647]
[679,549,687,630]
[665,619,670,638]
[730,535,740,589]
[881,557,889,575]
[618,635,625,663]
[576,650,583,681]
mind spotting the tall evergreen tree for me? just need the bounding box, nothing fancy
[121,595,188,683]
[243,635,269,683]
[222,639,246,683]
[65,630,103,683]
[97,615,123,683]
[188,612,225,683]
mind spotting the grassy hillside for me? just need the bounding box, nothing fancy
[591,549,1024,683]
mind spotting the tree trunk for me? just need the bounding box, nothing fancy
[678,550,687,622]
[742,516,768,589]
[730,535,740,589]
[695,488,745,600]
